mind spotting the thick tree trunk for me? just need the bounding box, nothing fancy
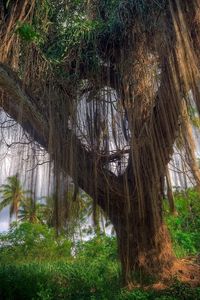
[107,54,179,284]
[111,193,174,285]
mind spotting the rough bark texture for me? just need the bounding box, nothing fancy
[111,193,173,284]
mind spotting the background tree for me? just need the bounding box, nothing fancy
[41,189,105,238]
[18,197,44,224]
[0,174,27,221]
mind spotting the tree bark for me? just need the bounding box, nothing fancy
[109,191,173,285]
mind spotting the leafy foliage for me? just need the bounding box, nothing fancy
[0,222,71,263]
[0,175,28,219]
[0,249,200,299]
[16,23,42,43]
[165,188,200,257]
[18,197,45,223]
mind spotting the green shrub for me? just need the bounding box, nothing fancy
[165,188,200,257]
[0,222,72,263]
[0,263,55,300]
[0,256,200,299]
[75,235,118,261]
[119,289,153,300]
[0,261,120,299]
[16,22,41,43]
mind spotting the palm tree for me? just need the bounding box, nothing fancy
[18,197,44,224]
[40,189,105,236]
[0,174,27,221]
[40,194,55,227]
[40,191,85,230]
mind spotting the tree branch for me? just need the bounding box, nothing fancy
[0,63,48,147]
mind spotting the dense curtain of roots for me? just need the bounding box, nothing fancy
[1,0,200,282]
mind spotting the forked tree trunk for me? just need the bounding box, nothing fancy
[96,58,180,284]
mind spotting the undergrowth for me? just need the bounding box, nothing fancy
[0,189,200,299]
[165,188,200,258]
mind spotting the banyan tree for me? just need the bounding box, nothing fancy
[1,0,200,285]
